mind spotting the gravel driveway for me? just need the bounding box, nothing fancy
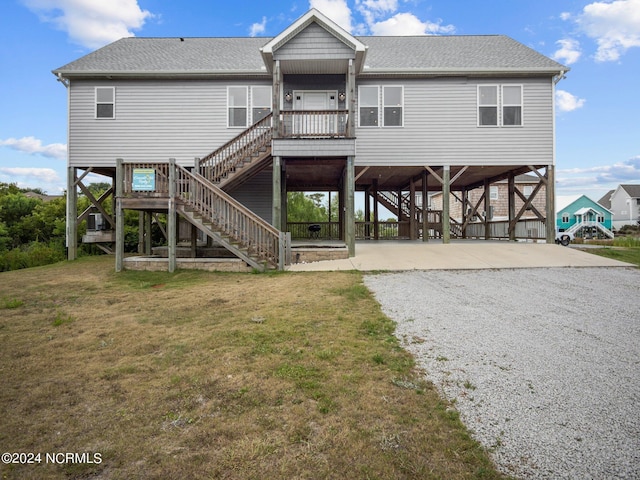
[364,267,640,479]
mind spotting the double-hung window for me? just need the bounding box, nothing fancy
[228,86,248,127]
[358,86,379,127]
[251,86,271,123]
[478,86,498,126]
[478,84,523,126]
[502,85,523,126]
[383,86,403,127]
[95,87,115,119]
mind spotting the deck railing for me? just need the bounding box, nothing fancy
[280,110,348,138]
[288,222,341,240]
[465,219,547,239]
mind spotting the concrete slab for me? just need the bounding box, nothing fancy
[287,241,635,271]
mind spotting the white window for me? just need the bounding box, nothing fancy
[490,186,499,200]
[478,86,498,126]
[95,87,115,119]
[383,86,403,127]
[562,213,569,223]
[597,215,605,223]
[228,86,248,127]
[523,185,533,198]
[251,86,271,123]
[358,86,379,127]
[502,85,523,126]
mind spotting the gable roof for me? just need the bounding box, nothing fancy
[53,9,567,79]
[598,190,614,209]
[557,194,612,214]
[620,184,640,198]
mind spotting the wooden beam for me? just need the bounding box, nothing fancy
[73,167,94,187]
[508,173,516,240]
[442,166,450,243]
[545,165,555,244]
[450,165,468,184]
[115,159,124,272]
[425,166,443,185]
[422,169,428,242]
[354,166,370,182]
[168,158,177,273]
[66,166,78,261]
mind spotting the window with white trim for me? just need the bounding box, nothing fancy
[251,86,271,123]
[597,214,605,223]
[228,86,248,127]
[95,87,115,119]
[502,85,523,126]
[562,213,569,223]
[383,86,403,127]
[490,186,499,200]
[478,85,498,126]
[358,86,379,127]
[478,84,523,126]
[523,185,533,198]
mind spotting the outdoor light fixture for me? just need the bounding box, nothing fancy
[285,91,292,102]
[338,92,346,101]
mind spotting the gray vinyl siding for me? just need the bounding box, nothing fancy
[354,77,555,167]
[273,139,355,157]
[227,169,272,223]
[67,79,271,168]
[274,23,354,61]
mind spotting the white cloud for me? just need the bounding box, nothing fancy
[553,38,582,64]
[576,0,640,62]
[23,0,154,49]
[310,0,353,32]
[249,16,267,37]
[0,136,67,160]
[557,157,640,189]
[370,12,454,36]
[0,167,62,184]
[560,12,572,21]
[555,90,586,112]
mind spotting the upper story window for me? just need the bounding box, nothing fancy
[383,86,403,127]
[562,213,569,223]
[251,86,271,123]
[359,85,404,127]
[490,186,499,200]
[478,86,498,126]
[95,87,115,119]
[358,86,379,127]
[478,84,523,127]
[228,86,248,127]
[502,85,523,126]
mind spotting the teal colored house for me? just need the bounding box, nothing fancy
[556,195,613,239]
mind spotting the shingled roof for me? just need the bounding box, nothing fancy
[53,34,566,78]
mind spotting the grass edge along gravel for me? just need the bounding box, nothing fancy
[0,256,509,480]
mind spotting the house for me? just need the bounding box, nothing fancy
[600,184,640,229]
[53,8,568,271]
[556,195,613,239]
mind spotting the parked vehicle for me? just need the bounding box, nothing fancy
[555,229,573,246]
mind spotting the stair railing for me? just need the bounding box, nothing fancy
[175,164,287,268]
[198,113,273,183]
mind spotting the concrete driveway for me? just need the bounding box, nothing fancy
[287,241,634,271]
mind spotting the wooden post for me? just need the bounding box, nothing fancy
[272,60,281,138]
[442,166,451,244]
[546,165,555,244]
[272,156,282,229]
[138,212,145,254]
[364,188,370,239]
[409,179,416,240]
[345,156,355,256]
[66,166,78,260]
[347,59,355,138]
[508,172,516,241]
[115,159,124,272]
[168,158,177,273]
[484,178,491,240]
[422,170,428,242]
[372,178,379,240]
[144,212,152,254]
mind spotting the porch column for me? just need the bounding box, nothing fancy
[272,156,282,229]
[461,188,468,239]
[115,159,124,272]
[66,166,78,260]
[545,165,555,244]
[422,170,428,242]
[347,59,355,137]
[484,178,491,240]
[508,172,516,241]
[364,187,371,239]
[442,165,451,244]
[168,158,177,273]
[145,212,152,254]
[345,156,355,256]
[272,60,281,138]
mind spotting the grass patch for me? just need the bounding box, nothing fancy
[0,256,507,479]
[579,246,640,266]
[1,297,24,309]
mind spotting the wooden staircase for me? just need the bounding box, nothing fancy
[198,113,273,191]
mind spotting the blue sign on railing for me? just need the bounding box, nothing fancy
[132,168,155,191]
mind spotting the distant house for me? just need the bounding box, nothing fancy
[600,184,640,229]
[557,195,613,239]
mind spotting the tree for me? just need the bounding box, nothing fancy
[287,192,329,222]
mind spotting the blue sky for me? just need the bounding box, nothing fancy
[1,0,639,201]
